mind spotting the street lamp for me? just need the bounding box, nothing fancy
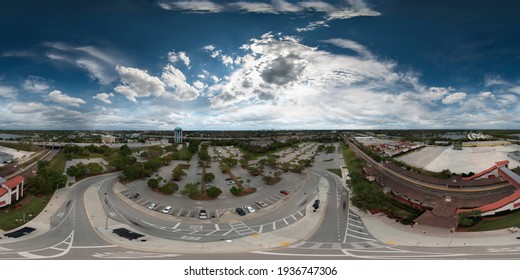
[105,192,108,229]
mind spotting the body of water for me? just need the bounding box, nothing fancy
[0,133,27,139]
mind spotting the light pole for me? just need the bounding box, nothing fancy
[105,192,108,229]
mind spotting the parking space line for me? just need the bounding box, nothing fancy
[258,225,263,233]
[291,214,297,221]
[272,222,276,230]
[297,210,303,216]
[348,223,365,229]
[215,224,220,231]
[176,209,183,216]
[283,218,289,225]
[172,223,180,229]
[222,229,234,236]
[205,230,218,235]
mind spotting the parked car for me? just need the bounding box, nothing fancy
[255,201,268,208]
[236,208,246,216]
[280,190,289,195]
[244,205,255,213]
[128,193,140,199]
[147,202,157,210]
[162,206,173,214]
[227,181,235,185]
[199,209,208,219]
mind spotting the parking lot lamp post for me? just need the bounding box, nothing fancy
[105,193,108,229]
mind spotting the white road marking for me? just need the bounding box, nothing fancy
[172,223,180,229]
[215,224,220,231]
[272,222,276,230]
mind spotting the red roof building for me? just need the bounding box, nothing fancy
[0,175,25,207]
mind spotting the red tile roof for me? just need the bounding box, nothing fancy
[458,189,520,214]
[3,175,25,189]
[0,188,7,197]
[495,160,510,166]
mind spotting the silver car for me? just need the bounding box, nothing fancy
[147,202,157,210]
[244,205,255,213]
[162,206,173,214]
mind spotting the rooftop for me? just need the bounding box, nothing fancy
[3,175,25,189]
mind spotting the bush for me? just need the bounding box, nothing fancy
[230,186,241,196]
[206,186,222,198]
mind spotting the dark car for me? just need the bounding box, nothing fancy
[280,190,289,195]
[236,208,246,216]
[128,193,140,199]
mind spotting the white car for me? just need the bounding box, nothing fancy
[244,205,255,213]
[147,203,157,210]
[162,206,173,214]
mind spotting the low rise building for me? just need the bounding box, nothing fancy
[0,175,25,207]
[101,135,116,144]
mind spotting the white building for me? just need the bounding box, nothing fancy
[0,176,25,207]
[101,135,116,144]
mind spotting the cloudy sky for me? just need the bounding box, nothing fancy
[1,0,519,130]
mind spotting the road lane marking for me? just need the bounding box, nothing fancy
[222,229,233,236]
[272,222,276,230]
[172,223,180,229]
[215,224,220,230]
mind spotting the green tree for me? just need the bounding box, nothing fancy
[203,172,215,182]
[147,178,160,189]
[181,182,201,199]
[172,167,186,181]
[206,186,222,198]
[119,144,132,156]
[230,186,241,196]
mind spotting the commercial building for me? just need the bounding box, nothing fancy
[0,152,14,163]
[101,135,116,144]
[0,175,25,207]
[174,127,183,143]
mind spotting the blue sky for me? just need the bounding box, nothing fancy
[1,0,519,130]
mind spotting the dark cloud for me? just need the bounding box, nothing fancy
[260,54,305,86]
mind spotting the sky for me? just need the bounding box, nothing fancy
[1,0,520,130]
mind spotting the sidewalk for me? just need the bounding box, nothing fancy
[351,205,520,247]
[0,186,70,244]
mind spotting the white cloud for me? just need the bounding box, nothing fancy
[208,33,399,109]
[510,86,520,95]
[296,20,329,32]
[44,42,122,85]
[160,0,381,23]
[48,90,86,107]
[299,1,334,12]
[22,76,50,93]
[161,1,224,12]
[193,80,207,90]
[92,92,115,104]
[161,64,201,101]
[0,85,17,99]
[230,2,277,13]
[168,51,191,67]
[479,91,495,99]
[203,45,215,51]
[76,59,114,84]
[420,87,451,103]
[323,38,372,58]
[273,0,303,12]
[442,92,467,104]
[114,65,167,102]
